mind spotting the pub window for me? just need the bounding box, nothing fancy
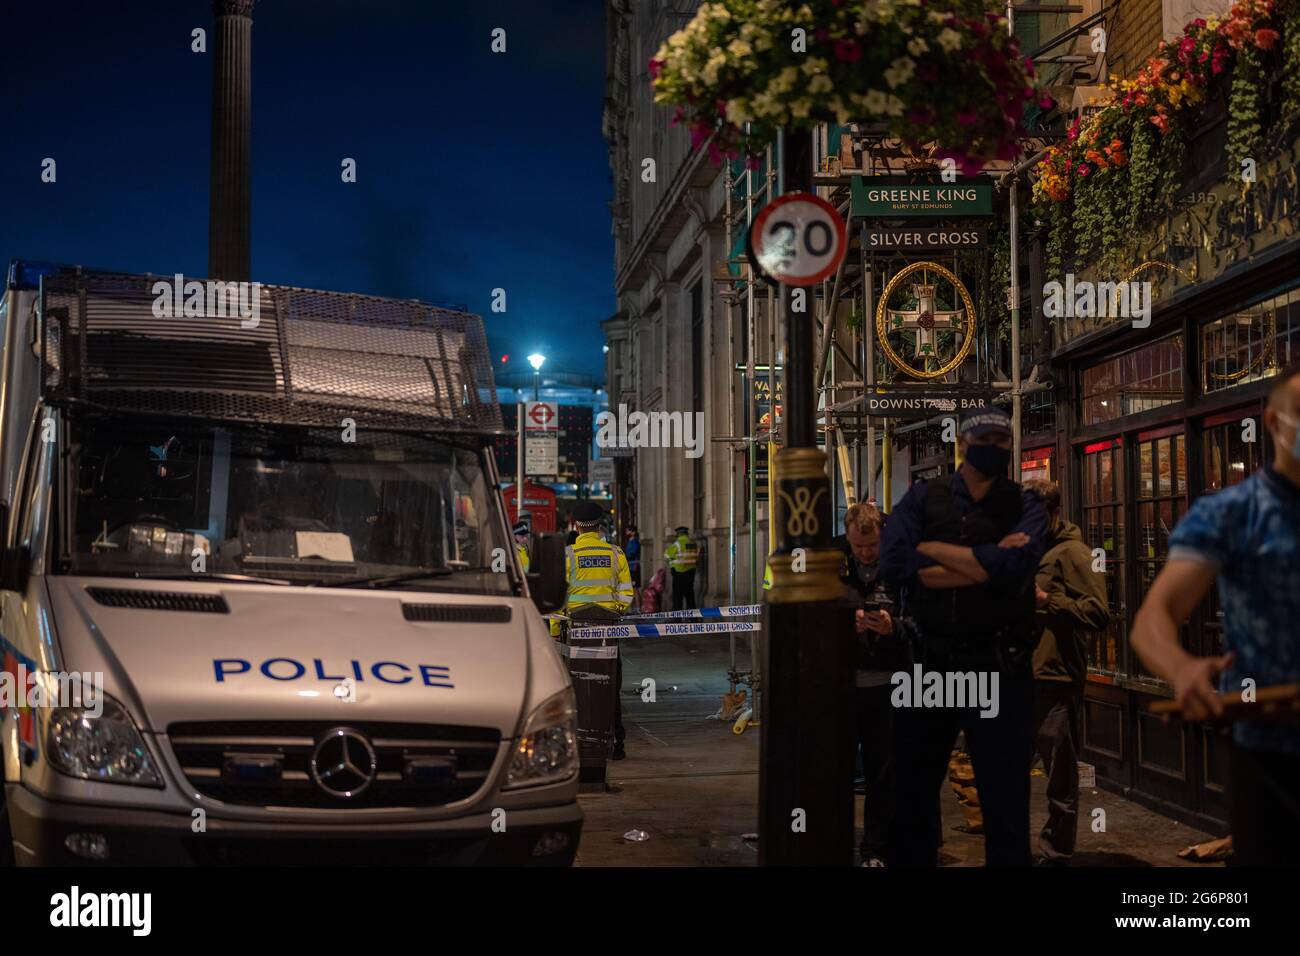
[1133,428,1188,680]
[1080,437,1124,678]
[1199,411,1264,659]
[1023,385,1056,434]
[1079,334,1184,425]
[1020,446,1052,483]
[1202,284,1300,394]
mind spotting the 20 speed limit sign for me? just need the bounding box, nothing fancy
[749,192,847,286]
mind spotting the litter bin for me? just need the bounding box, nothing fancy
[562,605,622,789]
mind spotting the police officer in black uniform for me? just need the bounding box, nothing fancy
[878,406,1048,866]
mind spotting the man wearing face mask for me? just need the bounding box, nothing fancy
[879,405,1048,866]
[1133,361,1300,867]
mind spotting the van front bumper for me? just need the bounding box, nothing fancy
[7,784,582,866]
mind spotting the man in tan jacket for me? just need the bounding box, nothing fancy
[1024,479,1110,865]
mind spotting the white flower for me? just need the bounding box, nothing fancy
[883,93,905,117]
[908,37,929,56]
[808,74,834,94]
[863,89,890,114]
[937,28,963,52]
[726,100,754,124]
[751,92,778,118]
[883,56,915,89]
[769,65,799,94]
[790,97,813,119]
[928,11,948,25]
[801,56,828,77]
[728,39,753,59]
[702,53,725,85]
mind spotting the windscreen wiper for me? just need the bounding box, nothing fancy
[308,567,457,589]
[127,571,294,586]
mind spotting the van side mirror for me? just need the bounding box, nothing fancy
[527,532,567,613]
[0,502,29,593]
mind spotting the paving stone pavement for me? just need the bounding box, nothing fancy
[575,632,1220,867]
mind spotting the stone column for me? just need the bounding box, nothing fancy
[208,0,255,281]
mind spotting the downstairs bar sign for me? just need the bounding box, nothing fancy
[864,387,995,417]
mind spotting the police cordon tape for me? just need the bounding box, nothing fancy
[622,604,763,621]
[567,621,762,640]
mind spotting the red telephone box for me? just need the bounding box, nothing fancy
[504,482,557,533]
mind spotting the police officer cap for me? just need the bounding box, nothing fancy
[959,405,1012,439]
[674,525,689,535]
[572,500,605,523]
[512,520,530,537]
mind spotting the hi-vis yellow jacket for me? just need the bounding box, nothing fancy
[515,543,530,574]
[564,532,634,614]
[665,534,700,572]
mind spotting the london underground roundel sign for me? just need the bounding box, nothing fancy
[749,192,847,286]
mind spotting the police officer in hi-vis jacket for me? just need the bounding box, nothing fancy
[563,500,634,759]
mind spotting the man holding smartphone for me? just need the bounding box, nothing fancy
[837,503,910,866]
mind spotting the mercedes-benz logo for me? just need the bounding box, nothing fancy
[309,727,377,798]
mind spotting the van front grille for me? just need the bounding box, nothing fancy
[168,720,501,809]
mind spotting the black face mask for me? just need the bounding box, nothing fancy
[964,443,1011,478]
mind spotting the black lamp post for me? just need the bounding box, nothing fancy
[758,131,858,866]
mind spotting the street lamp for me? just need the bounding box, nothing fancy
[527,353,546,401]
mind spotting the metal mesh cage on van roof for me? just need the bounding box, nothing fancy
[38,269,502,434]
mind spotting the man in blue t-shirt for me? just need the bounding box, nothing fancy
[1133,360,1300,866]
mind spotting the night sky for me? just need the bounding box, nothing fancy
[0,0,613,380]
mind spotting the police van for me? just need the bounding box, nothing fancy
[0,261,579,865]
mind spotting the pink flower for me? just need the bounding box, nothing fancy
[916,61,940,83]
[835,39,861,62]
[648,58,664,80]
[1038,91,1055,109]
[691,121,713,151]
[1077,163,1091,177]
[955,106,980,126]
[907,107,935,126]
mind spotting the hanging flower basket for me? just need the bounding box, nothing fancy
[650,0,1042,173]
[1031,0,1290,207]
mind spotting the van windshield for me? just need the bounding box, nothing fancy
[62,416,512,593]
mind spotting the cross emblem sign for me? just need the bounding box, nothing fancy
[888,283,966,362]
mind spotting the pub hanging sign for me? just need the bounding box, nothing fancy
[851,176,993,218]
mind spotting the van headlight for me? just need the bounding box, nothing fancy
[47,695,162,787]
[504,688,578,789]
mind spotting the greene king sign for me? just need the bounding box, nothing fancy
[852,177,993,217]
